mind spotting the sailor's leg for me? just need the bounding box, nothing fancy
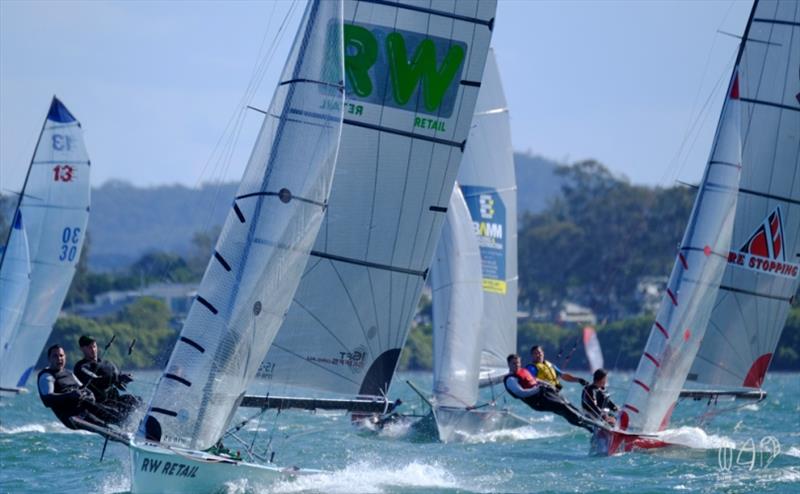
[536,388,594,432]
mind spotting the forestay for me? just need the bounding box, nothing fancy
[619,72,743,434]
[0,98,90,391]
[0,212,31,379]
[431,185,483,408]
[139,0,345,450]
[456,50,518,386]
[687,0,800,391]
[260,0,497,400]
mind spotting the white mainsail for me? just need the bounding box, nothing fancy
[687,0,800,392]
[138,0,346,451]
[259,0,498,402]
[619,71,743,434]
[431,185,483,408]
[0,97,91,391]
[457,49,518,386]
[0,211,31,377]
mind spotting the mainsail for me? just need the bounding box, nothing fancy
[687,0,800,391]
[139,0,346,450]
[619,70,743,434]
[0,97,91,391]
[457,49,518,386]
[0,212,31,372]
[431,185,483,408]
[583,326,604,373]
[258,0,498,402]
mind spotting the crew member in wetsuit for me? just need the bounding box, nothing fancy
[504,354,595,432]
[74,335,140,423]
[582,368,619,425]
[525,345,588,391]
[38,344,119,429]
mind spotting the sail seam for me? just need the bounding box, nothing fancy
[343,118,466,150]
[309,250,427,277]
[357,0,494,29]
[708,160,740,168]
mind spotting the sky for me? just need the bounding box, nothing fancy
[0,0,752,193]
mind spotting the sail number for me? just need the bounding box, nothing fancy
[53,165,74,182]
[52,134,73,151]
[59,227,81,262]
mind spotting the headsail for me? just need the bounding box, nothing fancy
[259,0,498,401]
[431,185,483,408]
[139,0,346,450]
[0,97,91,390]
[687,0,800,391]
[456,50,518,386]
[619,69,743,434]
[0,212,31,370]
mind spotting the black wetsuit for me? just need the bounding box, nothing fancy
[504,375,595,432]
[74,358,140,423]
[581,383,618,421]
[37,368,119,429]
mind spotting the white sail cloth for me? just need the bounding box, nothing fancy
[140,0,346,450]
[260,0,498,401]
[456,50,518,386]
[0,98,90,391]
[688,0,800,391]
[0,212,31,377]
[620,74,743,434]
[432,185,483,408]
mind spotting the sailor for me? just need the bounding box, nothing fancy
[582,368,619,425]
[504,354,595,432]
[74,335,140,423]
[526,345,588,391]
[37,344,119,429]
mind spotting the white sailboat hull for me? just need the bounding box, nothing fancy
[428,406,531,443]
[130,442,320,494]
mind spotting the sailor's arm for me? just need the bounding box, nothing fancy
[38,373,81,408]
[506,377,542,398]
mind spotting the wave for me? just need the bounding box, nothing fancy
[270,461,466,494]
[785,446,800,458]
[0,421,93,435]
[461,425,563,444]
[656,426,735,449]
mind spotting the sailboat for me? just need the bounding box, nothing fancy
[132,0,497,491]
[131,1,346,490]
[684,0,800,401]
[245,0,498,420]
[418,50,529,442]
[0,97,91,394]
[596,0,799,455]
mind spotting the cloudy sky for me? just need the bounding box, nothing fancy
[0,0,751,192]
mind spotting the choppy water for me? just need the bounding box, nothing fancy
[1,371,798,493]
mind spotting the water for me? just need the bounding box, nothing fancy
[1,371,798,493]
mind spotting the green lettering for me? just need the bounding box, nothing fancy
[385,33,465,112]
[344,24,378,98]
